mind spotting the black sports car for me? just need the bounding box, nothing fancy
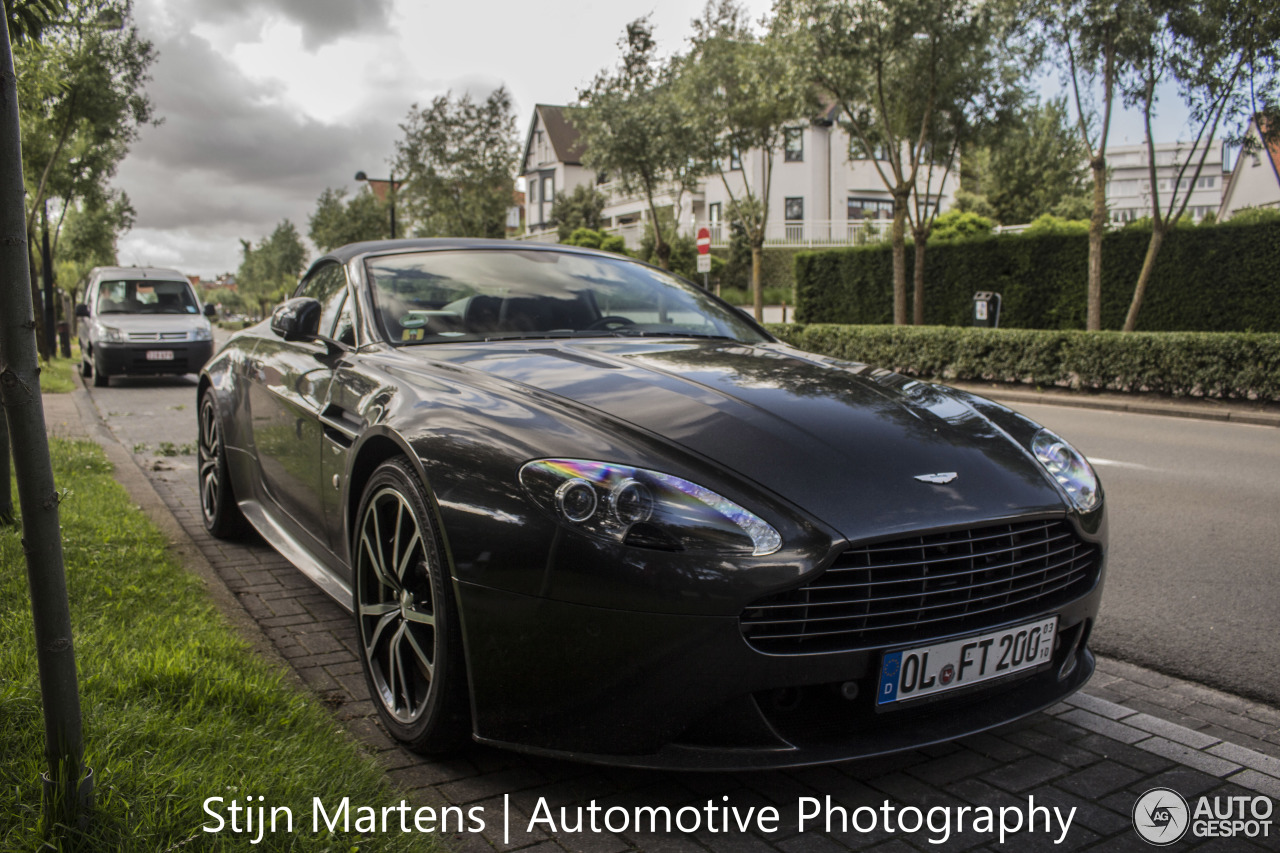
[198,239,1105,769]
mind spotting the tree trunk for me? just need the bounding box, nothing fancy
[1087,154,1106,331]
[751,245,763,322]
[1,20,90,828]
[1123,224,1165,332]
[28,233,49,360]
[0,413,12,525]
[912,226,927,326]
[891,192,909,326]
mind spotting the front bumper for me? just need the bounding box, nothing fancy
[454,574,1102,770]
[95,340,214,376]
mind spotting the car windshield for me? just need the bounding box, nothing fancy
[364,249,771,346]
[96,279,200,314]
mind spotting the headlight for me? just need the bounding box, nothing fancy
[1031,429,1100,512]
[519,458,782,556]
[97,324,123,343]
[192,324,213,341]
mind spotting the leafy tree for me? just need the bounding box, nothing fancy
[56,188,134,289]
[682,0,812,321]
[237,220,308,318]
[1039,0,1154,330]
[1120,0,1280,331]
[2,7,88,826]
[4,0,65,43]
[393,87,519,239]
[15,0,155,356]
[308,186,390,252]
[776,0,1020,325]
[964,97,1091,225]
[551,184,606,240]
[574,17,698,270]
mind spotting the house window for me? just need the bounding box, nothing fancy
[848,197,893,220]
[528,179,538,203]
[1197,176,1216,189]
[784,128,804,162]
[708,202,723,242]
[784,197,804,241]
[542,176,554,204]
[729,147,742,171]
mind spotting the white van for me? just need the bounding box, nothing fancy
[76,266,216,387]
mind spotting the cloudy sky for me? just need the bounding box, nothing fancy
[113,0,1184,278]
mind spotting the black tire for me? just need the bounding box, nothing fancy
[92,352,109,387]
[353,458,469,754]
[198,389,250,539]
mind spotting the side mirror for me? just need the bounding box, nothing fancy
[75,304,90,318]
[203,303,217,317]
[270,297,322,342]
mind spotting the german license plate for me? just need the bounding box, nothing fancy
[877,616,1057,706]
[145,350,174,361]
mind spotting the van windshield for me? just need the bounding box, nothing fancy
[96,279,199,314]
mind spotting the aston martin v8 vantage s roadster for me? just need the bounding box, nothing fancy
[198,239,1106,769]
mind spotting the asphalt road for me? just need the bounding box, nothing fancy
[82,375,1280,706]
[1013,403,1280,707]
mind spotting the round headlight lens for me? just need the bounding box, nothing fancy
[555,478,598,523]
[1032,429,1100,512]
[610,478,654,524]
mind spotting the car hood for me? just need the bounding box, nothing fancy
[415,339,1066,543]
[95,313,209,334]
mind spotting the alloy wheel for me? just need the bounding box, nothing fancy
[356,486,438,724]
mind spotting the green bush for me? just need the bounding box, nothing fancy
[765,323,1280,400]
[1222,206,1280,227]
[1023,214,1090,236]
[794,219,1280,332]
[929,210,994,243]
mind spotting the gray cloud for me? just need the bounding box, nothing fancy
[174,0,393,50]
[114,28,407,274]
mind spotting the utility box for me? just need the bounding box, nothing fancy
[973,292,1002,328]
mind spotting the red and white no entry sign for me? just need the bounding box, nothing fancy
[696,227,711,254]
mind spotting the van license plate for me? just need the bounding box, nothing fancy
[877,616,1057,706]
[146,350,174,361]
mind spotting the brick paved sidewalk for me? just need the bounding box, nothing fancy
[42,389,1280,852]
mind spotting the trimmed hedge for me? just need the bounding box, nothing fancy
[794,220,1280,332]
[764,323,1280,401]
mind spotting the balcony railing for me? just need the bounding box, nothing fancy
[516,218,1039,249]
[701,219,895,248]
[510,221,646,250]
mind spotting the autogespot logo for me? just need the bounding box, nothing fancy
[1133,788,1190,846]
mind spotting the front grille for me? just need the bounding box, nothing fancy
[741,519,1100,654]
[127,331,188,341]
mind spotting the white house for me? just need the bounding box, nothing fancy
[518,104,956,250]
[1104,141,1226,223]
[1218,116,1280,219]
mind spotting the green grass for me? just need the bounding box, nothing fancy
[38,350,78,394]
[1,439,439,852]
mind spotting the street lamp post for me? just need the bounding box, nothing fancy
[355,171,398,239]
